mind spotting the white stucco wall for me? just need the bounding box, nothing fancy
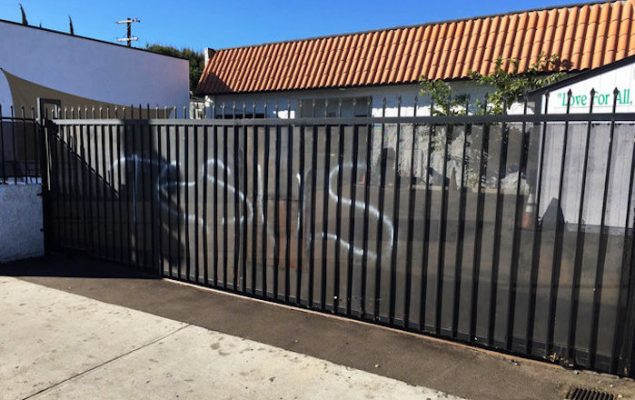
[545,60,635,114]
[0,184,43,262]
[204,82,497,118]
[0,19,189,112]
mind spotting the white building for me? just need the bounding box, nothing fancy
[196,0,635,118]
[0,18,190,114]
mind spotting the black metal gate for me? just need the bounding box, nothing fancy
[39,99,635,377]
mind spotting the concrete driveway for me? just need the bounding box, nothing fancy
[0,275,462,400]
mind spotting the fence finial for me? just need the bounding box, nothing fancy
[413,95,418,117]
[565,89,573,114]
[482,93,488,115]
[612,87,620,113]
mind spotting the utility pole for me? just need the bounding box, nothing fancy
[116,18,140,47]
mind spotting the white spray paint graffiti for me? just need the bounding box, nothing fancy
[107,152,395,262]
[318,161,394,261]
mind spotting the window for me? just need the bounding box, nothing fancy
[299,97,371,118]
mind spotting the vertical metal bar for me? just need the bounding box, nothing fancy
[73,111,82,248]
[147,105,157,274]
[213,124,219,286]
[87,111,96,252]
[76,110,88,252]
[37,106,52,253]
[115,111,125,264]
[320,101,332,311]
[202,125,209,285]
[58,108,67,246]
[242,108,249,293]
[506,98,530,351]
[66,109,77,247]
[69,108,79,250]
[49,107,62,246]
[526,94,550,355]
[389,97,403,325]
[10,107,18,184]
[194,123,201,282]
[451,97,471,338]
[175,117,182,277]
[435,102,453,335]
[121,108,130,263]
[334,100,345,313]
[130,107,140,268]
[420,106,437,331]
[102,112,110,260]
[252,121,259,295]
[157,123,165,276]
[21,107,28,183]
[346,121,359,316]
[233,121,241,290]
[261,119,271,298]
[284,116,294,302]
[360,98,373,318]
[567,90,595,361]
[297,123,306,306]
[221,108,229,287]
[274,110,282,299]
[545,91,572,355]
[184,122,191,279]
[374,98,387,320]
[109,114,118,261]
[166,122,174,278]
[31,107,39,183]
[404,96,419,329]
[588,89,619,369]
[72,111,81,248]
[65,109,75,246]
[308,122,318,307]
[61,109,71,247]
[469,97,490,341]
[488,102,510,346]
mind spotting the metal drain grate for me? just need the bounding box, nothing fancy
[565,387,615,400]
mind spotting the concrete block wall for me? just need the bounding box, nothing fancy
[0,184,44,262]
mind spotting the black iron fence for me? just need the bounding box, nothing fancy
[40,96,635,378]
[0,106,41,184]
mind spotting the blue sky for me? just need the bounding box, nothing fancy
[2,0,585,51]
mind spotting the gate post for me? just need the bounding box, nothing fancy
[36,98,60,255]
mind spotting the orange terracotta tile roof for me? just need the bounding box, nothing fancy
[197,0,635,95]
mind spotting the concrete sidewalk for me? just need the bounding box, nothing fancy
[0,276,462,400]
[3,256,635,400]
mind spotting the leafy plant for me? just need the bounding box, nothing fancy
[420,53,567,115]
[419,79,469,116]
[469,54,566,114]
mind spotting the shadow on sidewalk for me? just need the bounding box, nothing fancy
[0,253,159,280]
